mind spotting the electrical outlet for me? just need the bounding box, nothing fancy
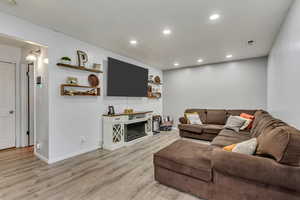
[36,143,41,150]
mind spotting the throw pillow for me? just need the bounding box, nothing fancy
[232,138,258,155]
[256,126,290,162]
[223,144,237,152]
[224,116,247,132]
[240,118,252,130]
[240,113,255,129]
[184,112,202,125]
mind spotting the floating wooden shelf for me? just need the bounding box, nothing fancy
[60,84,100,96]
[57,63,103,73]
[148,81,163,85]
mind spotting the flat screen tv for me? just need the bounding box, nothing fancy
[107,57,149,97]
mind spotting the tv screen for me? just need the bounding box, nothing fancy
[107,57,149,97]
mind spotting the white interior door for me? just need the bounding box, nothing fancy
[0,62,16,150]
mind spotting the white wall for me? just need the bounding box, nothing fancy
[268,0,300,129]
[0,12,163,163]
[163,57,267,125]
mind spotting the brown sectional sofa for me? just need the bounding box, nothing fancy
[154,109,300,200]
[178,109,256,141]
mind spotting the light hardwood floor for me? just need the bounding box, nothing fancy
[0,132,202,200]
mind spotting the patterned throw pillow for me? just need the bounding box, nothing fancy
[240,118,253,130]
[184,112,202,125]
[240,113,255,129]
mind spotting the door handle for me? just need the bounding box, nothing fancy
[9,110,14,114]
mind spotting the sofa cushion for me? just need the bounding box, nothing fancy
[280,126,300,166]
[226,110,256,118]
[257,126,290,162]
[178,124,203,134]
[206,109,227,125]
[185,109,207,124]
[212,149,300,193]
[211,129,251,147]
[251,113,286,138]
[154,140,213,182]
[179,117,188,124]
[201,124,224,135]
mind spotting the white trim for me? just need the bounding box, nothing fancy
[34,151,49,163]
[48,146,99,164]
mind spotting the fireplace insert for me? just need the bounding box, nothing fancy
[124,121,147,142]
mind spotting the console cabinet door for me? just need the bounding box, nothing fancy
[112,123,124,147]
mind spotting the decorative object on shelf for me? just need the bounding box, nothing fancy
[60,84,100,96]
[124,109,134,114]
[147,85,152,97]
[148,75,154,82]
[61,56,71,65]
[66,77,78,85]
[77,50,88,67]
[154,76,161,84]
[108,105,115,116]
[88,74,99,87]
[93,63,101,70]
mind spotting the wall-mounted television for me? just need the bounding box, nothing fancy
[107,57,148,97]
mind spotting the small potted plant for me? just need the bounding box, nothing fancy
[61,56,72,65]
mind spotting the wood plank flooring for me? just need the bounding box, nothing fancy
[0,132,202,200]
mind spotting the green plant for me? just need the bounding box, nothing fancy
[61,56,71,61]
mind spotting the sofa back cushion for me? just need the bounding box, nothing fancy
[206,109,227,125]
[257,126,290,162]
[280,126,300,166]
[185,109,207,123]
[226,110,256,119]
[251,111,286,138]
[257,125,300,166]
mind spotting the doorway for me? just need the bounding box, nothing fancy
[0,62,16,150]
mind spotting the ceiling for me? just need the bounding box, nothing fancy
[0,0,293,70]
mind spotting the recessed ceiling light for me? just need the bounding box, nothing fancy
[130,40,138,45]
[226,54,233,58]
[197,59,204,63]
[163,29,172,35]
[174,62,179,66]
[209,14,220,21]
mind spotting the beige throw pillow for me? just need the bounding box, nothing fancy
[232,138,258,155]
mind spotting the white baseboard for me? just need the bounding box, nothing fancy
[34,152,49,163]
[48,146,99,164]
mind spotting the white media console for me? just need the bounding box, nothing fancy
[102,111,153,150]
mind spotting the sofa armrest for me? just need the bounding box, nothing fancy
[212,149,300,192]
[179,117,188,124]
